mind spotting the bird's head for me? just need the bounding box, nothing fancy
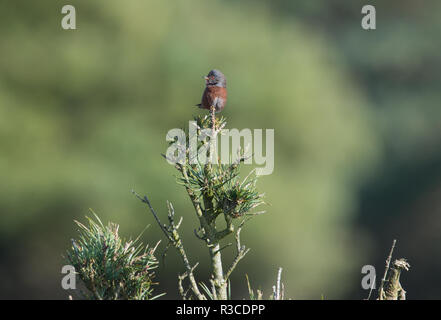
[204,69,226,88]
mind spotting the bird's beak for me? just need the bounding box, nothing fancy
[203,76,209,80]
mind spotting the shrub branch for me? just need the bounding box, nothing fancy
[132,191,206,300]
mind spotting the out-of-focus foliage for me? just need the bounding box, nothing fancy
[261,0,441,161]
[0,0,438,299]
[248,0,441,299]
[66,213,160,300]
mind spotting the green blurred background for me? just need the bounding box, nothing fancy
[0,0,440,299]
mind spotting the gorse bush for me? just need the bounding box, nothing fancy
[65,111,280,300]
[134,112,266,300]
[65,213,161,300]
[64,111,410,301]
[177,115,265,220]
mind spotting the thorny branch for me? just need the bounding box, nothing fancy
[137,113,264,300]
[132,190,206,300]
[377,239,410,300]
[178,262,200,300]
[378,239,396,299]
[272,267,284,300]
[383,259,410,300]
[225,218,251,281]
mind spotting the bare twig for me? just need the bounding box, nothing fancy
[276,267,283,300]
[178,262,200,300]
[132,190,170,241]
[214,242,233,255]
[177,276,187,300]
[378,239,396,300]
[225,221,250,281]
[132,190,206,300]
[383,259,410,300]
[281,283,285,300]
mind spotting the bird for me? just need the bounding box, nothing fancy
[196,69,227,113]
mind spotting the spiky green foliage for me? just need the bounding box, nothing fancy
[175,114,264,298]
[65,213,161,300]
[194,114,227,131]
[180,163,264,219]
[216,168,264,219]
[177,115,265,220]
[134,112,267,300]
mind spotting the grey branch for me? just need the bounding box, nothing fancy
[382,259,410,300]
[132,190,206,300]
[271,268,284,300]
[225,220,250,281]
[178,262,200,300]
[378,239,396,300]
[275,267,283,300]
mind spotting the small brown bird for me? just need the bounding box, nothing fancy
[196,69,227,113]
